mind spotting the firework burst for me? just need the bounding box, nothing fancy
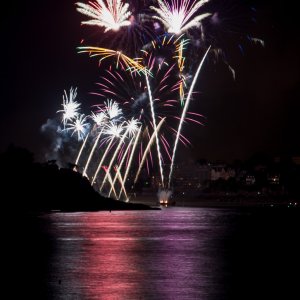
[92,51,205,188]
[90,111,107,125]
[76,0,132,32]
[64,113,90,141]
[57,87,81,127]
[103,99,123,121]
[142,34,190,105]
[151,0,211,35]
[49,0,263,200]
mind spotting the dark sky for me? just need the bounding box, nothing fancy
[0,0,299,163]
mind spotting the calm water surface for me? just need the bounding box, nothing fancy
[33,207,300,299]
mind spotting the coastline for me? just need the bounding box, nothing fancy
[130,193,299,209]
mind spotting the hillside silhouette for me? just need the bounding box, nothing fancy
[1,144,155,212]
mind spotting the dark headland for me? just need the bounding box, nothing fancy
[1,144,159,212]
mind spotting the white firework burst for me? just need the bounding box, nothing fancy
[65,113,90,141]
[76,0,132,32]
[150,0,211,35]
[57,87,81,127]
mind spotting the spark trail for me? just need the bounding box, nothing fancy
[108,135,135,198]
[83,129,104,177]
[115,165,128,200]
[77,46,149,73]
[168,45,211,188]
[145,72,165,187]
[74,132,90,169]
[99,123,133,191]
[118,126,142,200]
[91,123,123,185]
[91,137,114,185]
[134,117,166,185]
[82,111,107,177]
[103,166,118,199]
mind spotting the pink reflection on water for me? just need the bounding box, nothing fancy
[48,210,221,299]
[79,215,143,299]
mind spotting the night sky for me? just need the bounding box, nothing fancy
[0,0,299,163]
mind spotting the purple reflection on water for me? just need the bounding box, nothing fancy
[46,208,229,299]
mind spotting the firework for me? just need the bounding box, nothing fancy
[118,126,142,200]
[150,0,211,35]
[77,1,156,57]
[92,51,205,185]
[145,72,165,187]
[175,38,188,104]
[57,87,81,127]
[91,111,107,125]
[83,129,103,177]
[115,165,128,200]
[49,0,263,202]
[125,118,140,136]
[142,34,189,105]
[109,137,136,200]
[91,122,124,185]
[64,113,90,170]
[134,117,166,185]
[102,166,118,198]
[76,0,132,32]
[158,189,172,204]
[64,113,90,141]
[74,132,90,169]
[77,46,150,74]
[107,135,135,198]
[104,99,123,120]
[82,112,107,177]
[117,168,128,200]
[168,45,211,188]
[99,118,139,191]
[94,55,202,139]
[85,46,182,187]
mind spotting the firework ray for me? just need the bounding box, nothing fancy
[118,126,142,200]
[115,166,128,200]
[108,134,135,198]
[93,57,201,172]
[91,122,123,185]
[134,117,165,185]
[82,128,104,177]
[145,72,165,187]
[168,45,211,188]
[82,111,107,177]
[99,119,139,191]
[74,132,90,169]
[103,166,118,198]
[77,46,150,74]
